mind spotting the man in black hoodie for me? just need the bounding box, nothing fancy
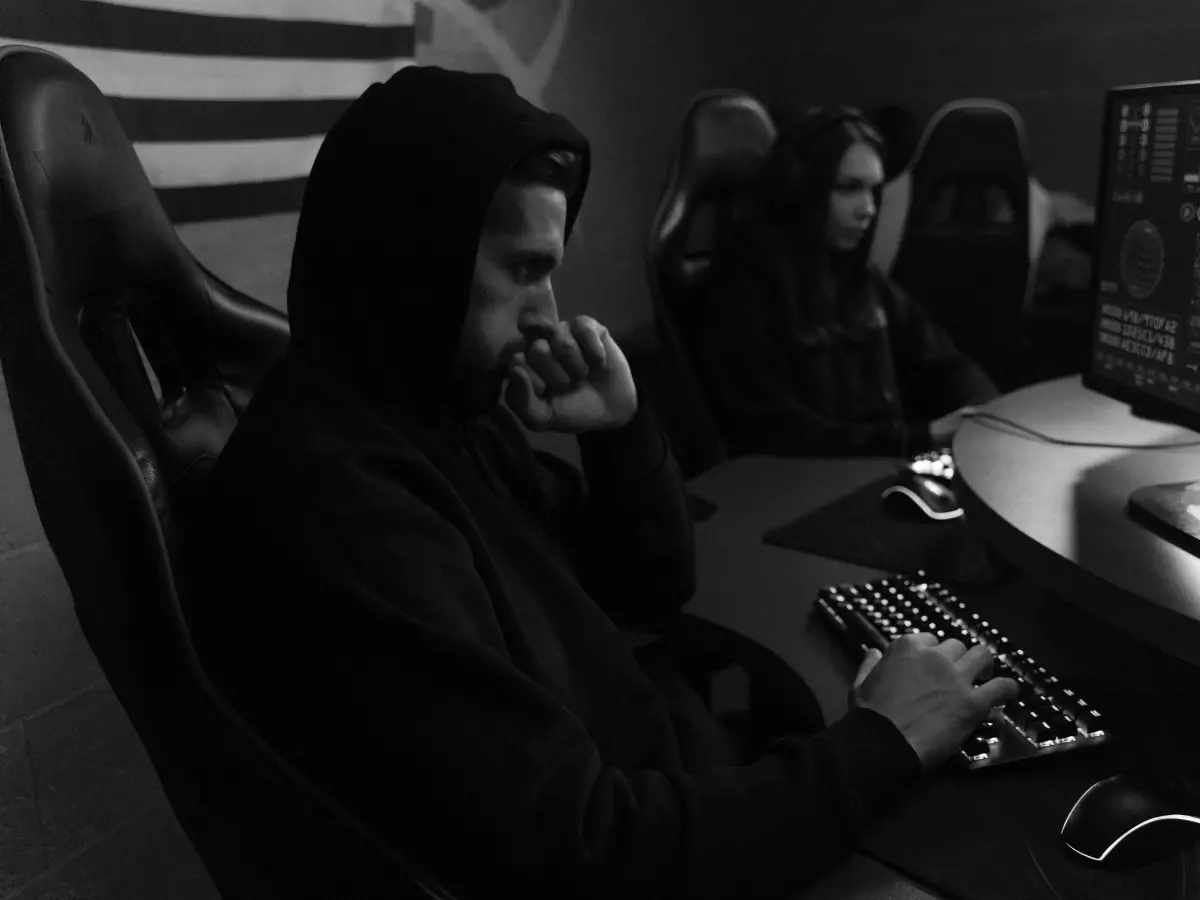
[187,67,1017,899]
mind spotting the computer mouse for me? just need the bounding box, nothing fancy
[1061,774,1200,867]
[880,473,964,521]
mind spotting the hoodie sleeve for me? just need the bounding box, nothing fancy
[246,482,923,900]
[484,399,694,631]
[556,389,697,629]
[697,271,934,458]
[881,276,1001,415]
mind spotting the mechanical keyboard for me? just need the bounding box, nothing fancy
[814,571,1110,769]
[905,448,955,482]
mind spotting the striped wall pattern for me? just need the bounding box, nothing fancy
[0,0,420,221]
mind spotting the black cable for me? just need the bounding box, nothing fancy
[964,409,1200,450]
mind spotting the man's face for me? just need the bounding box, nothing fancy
[452,181,567,415]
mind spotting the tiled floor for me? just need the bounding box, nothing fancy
[0,387,220,898]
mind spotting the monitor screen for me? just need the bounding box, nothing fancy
[1085,81,1200,429]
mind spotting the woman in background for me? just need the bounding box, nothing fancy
[694,105,998,458]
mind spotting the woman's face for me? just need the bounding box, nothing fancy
[824,141,885,251]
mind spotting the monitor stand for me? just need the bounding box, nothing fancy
[1128,481,1200,555]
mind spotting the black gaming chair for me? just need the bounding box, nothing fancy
[876,99,1037,392]
[0,44,457,899]
[645,90,777,478]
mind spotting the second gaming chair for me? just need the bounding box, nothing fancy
[0,44,458,899]
[645,90,778,477]
[870,99,1043,391]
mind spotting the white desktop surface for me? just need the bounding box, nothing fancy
[955,374,1200,666]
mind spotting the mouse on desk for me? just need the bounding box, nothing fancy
[1061,774,1200,868]
[880,473,964,522]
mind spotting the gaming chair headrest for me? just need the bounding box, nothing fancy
[908,99,1030,181]
[0,48,209,326]
[651,90,778,247]
[0,45,287,538]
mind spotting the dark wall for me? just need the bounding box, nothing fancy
[178,0,785,337]
[768,0,1200,202]
[185,1,1200,337]
[542,0,783,336]
[552,0,1200,336]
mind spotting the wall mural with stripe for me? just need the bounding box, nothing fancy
[0,0,574,222]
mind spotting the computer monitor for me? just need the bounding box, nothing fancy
[1082,80,1200,549]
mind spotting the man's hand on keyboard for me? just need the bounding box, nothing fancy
[850,633,1020,771]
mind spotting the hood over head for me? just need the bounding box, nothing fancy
[285,65,591,416]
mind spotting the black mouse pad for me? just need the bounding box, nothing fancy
[863,751,1199,900]
[863,692,1200,900]
[860,575,1200,900]
[762,474,1012,587]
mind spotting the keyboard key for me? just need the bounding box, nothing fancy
[961,736,991,761]
[1029,696,1062,720]
[1014,678,1037,703]
[1022,710,1053,745]
[1053,692,1095,723]
[843,608,889,653]
[1045,714,1081,742]
[1073,708,1104,736]
[1037,697,1078,729]
[1004,699,1031,729]
[975,720,1000,744]
[1023,703,1072,746]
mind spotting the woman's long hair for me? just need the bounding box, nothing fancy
[753,107,888,331]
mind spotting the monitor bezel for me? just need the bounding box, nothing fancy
[1081,79,1200,432]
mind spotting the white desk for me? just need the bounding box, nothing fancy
[955,374,1200,668]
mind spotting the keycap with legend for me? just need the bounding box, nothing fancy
[814,572,1109,769]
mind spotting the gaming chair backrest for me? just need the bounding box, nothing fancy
[891,99,1034,389]
[0,44,456,898]
[645,90,777,475]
